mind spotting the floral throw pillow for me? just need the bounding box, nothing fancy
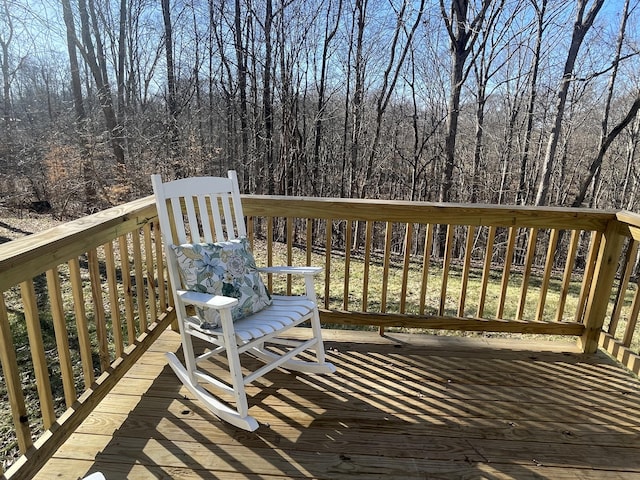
[171,237,272,328]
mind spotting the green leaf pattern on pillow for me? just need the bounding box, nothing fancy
[171,238,272,327]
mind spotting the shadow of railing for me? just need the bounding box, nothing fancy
[58,330,640,479]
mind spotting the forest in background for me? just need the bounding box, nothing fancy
[1,0,640,218]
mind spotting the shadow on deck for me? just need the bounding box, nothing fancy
[35,329,640,479]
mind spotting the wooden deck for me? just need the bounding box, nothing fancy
[34,328,640,479]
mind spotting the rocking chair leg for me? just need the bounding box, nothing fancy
[305,274,331,366]
[220,314,250,418]
[180,326,199,384]
[165,352,259,431]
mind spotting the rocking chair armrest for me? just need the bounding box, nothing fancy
[257,266,323,276]
[176,290,239,310]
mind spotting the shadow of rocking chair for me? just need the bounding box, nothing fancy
[151,172,335,431]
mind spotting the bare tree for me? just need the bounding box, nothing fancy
[571,0,640,208]
[233,0,250,185]
[439,0,492,204]
[262,0,275,194]
[161,0,182,175]
[61,0,84,122]
[313,0,342,197]
[72,0,126,168]
[469,0,508,203]
[621,115,640,210]
[534,0,605,206]
[0,0,15,126]
[516,0,548,205]
[360,0,426,199]
[349,0,367,199]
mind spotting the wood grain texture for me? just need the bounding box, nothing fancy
[242,195,615,229]
[0,196,156,291]
[30,328,640,480]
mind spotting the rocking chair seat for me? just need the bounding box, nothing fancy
[184,295,316,342]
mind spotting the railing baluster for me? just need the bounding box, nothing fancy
[381,222,393,313]
[400,223,413,314]
[68,258,95,387]
[622,287,640,348]
[118,236,136,345]
[439,225,454,316]
[155,221,167,311]
[362,220,373,312]
[144,223,158,324]
[88,248,110,372]
[20,280,56,429]
[536,229,560,321]
[556,229,579,322]
[46,268,77,408]
[419,223,434,315]
[458,225,475,317]
[497,226,516,319]
[0,293,33,453]
[306,218,312,267]
[287,217,293,295]
[132,229,147,331]
[608,239,638,336]
[517,228,538,320]
[104,241,124,358]
[478,225,496,318]
[267,217,274,292]
[344,220,352,310]
[379,222,393,335]
[324,219,332,310]
[247,216,255,248]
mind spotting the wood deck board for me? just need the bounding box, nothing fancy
[34,329,640,480]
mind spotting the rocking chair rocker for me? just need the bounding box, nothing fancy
[151,172,335,431]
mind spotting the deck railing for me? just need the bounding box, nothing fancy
[1,195,639,478]
[0,197,172,479]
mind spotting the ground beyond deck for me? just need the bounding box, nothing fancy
[34,328,640,479]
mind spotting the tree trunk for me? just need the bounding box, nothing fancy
[77,0,126,167]
[313,0,342,197]
[233,0,249,185]
[534,0,605,206]
[361,0,425,199]
[263,0,275,194]
[350,0,366,199]
[438,0,494,204]
[572,93,640,207]
[571,0,633,208]
[517,0,547,205]
[161,0,181,175]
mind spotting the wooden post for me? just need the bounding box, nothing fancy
[578,220,624,353]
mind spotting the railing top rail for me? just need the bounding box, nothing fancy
[241,195,617,230]
[0,196,156,292]
[616,210,640,240]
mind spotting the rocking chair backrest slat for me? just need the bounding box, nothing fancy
[184,195,201,243]
[197,195,213,242]
[220,194,236,239]
[229,171,247,238]
[210,194,227,240]
[170,197,187,244]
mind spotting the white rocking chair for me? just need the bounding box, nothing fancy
[151,172,335,431]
